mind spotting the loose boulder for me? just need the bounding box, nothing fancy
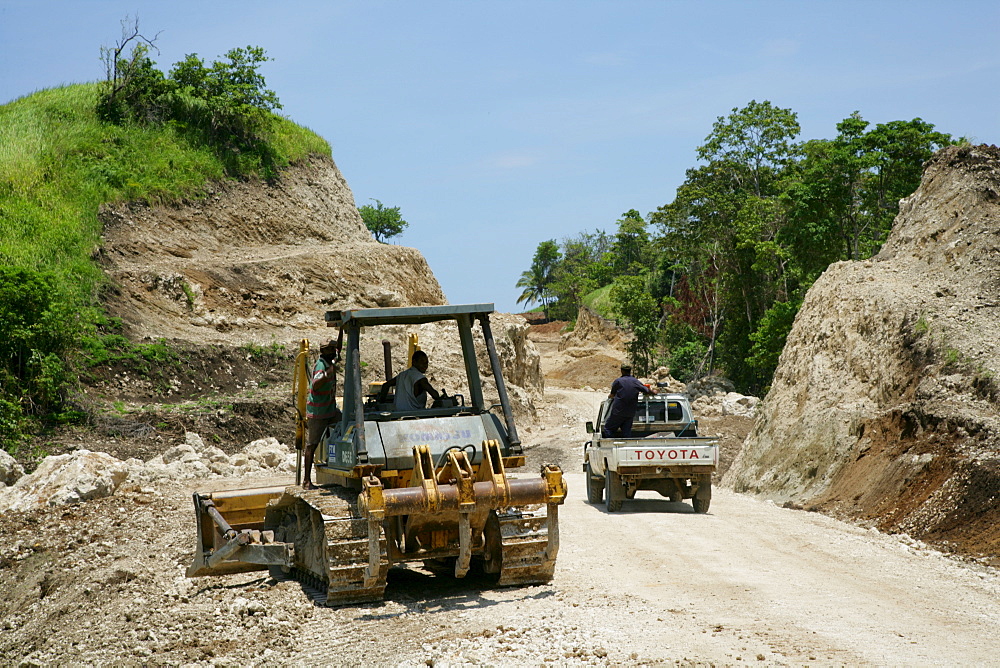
[0,449,24,486]
[0,450,128,512]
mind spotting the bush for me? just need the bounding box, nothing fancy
[0,397,26,453]
[0,267,82,413]
[666,339,708,383]
[98,42,284,178]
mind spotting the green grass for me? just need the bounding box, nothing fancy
[581,284,615,319]
[0,82,330,451]
[0,83,329,299]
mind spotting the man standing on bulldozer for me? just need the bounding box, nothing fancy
[303,339,342,489]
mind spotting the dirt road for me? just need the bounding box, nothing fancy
[269,469,1000,666]
[4,388,999,666]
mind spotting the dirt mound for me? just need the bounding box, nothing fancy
[98,154,446,348]
[546,353,622,390]
[525,319,568,335]
[724,145,1000,562]
[559,306,625,351]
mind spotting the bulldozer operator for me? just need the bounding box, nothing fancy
[377,350,441,410]
[303,339,343,489]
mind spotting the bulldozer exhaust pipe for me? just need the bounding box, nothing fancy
[382,339,393,381]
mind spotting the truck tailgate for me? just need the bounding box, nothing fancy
[605,439,718,467]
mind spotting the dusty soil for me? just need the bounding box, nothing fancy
[3,383,999,666]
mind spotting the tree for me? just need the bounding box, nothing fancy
[698,99,800,197]
[97,16,166,123]
[515,240,560,318]
[548,240,598,320]
[653,100,801,391]
[609,275,659,375]
[358,199,408,242]
[782,113,953,275]
[96,22,285,176]
[168,46,282,150]
[610,209,651,276]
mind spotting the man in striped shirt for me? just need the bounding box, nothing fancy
[303,340,342,489]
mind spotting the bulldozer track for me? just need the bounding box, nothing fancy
[492,504,556,586]
[268,486,389,606]
[267,485,556,605]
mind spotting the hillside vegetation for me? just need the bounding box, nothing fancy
[517,102,956,390]
[0,66,328,451]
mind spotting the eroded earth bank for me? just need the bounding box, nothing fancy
[2,148,999,666]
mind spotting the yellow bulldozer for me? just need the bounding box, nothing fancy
[186,304,567,605]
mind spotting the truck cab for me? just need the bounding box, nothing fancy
[589,392,700,438]
[316,303,524,487]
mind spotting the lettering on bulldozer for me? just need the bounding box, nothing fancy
[186,304,567,605]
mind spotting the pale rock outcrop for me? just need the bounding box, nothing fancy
[0,449,24,486]
[559,306,625,352]
[0,450,128,512]
[723,145,1000,556]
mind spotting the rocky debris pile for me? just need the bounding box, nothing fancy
[685,375,737,400]
[724,145,1000,561]
[639,370,758,418]
[647,367,688,393]
[0,432,295,513]
[127,432,295,484]
[692,392,761,419]
[0,450,128,513]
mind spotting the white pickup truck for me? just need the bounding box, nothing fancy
[583,393,718,512]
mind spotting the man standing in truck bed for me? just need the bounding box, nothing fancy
[602,364,656,438]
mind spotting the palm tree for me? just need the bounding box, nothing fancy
[515,240,560,320]
[516,266,551,319]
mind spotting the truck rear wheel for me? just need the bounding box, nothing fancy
[586,462,604,504]
[605,470,623,512]
[693,480,712,514]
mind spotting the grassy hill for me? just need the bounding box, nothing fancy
[581,284,614,319]
[0,82,329,449]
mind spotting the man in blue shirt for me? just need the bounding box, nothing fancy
[602,364,656,438]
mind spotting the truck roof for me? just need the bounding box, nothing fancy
[324,303,495,327]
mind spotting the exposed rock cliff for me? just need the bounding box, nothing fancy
[724,145,1000,560]
[98,155,446,346]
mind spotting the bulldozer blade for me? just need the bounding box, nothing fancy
[187,485,290,577]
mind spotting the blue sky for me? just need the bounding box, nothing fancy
[2,1,999,313]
